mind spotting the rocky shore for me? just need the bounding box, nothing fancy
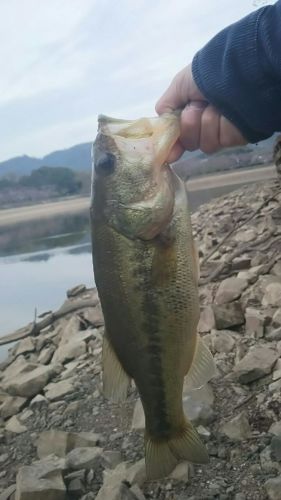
[1,180,281,500]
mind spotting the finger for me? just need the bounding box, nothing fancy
[179,101,207,151]
[155,67,194,114]
[167,140,184,163]
[155,76,185,114]
[156,65,206,115]
[219,116,248,148]
[200,105,221,154]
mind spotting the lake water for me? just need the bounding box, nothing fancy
[0,181,252,361]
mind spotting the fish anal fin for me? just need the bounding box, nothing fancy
[102,334,131,403]
[184,335,216,392]
[145,419,208,480]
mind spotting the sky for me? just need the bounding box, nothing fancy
[0,0,273,162]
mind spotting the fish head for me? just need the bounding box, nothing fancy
[92,113,180,239]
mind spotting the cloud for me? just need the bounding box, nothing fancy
[0,0,265,161]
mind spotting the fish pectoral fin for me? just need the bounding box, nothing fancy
[145,419,208,480]
[184,335,216,392]
[102,334,131,402]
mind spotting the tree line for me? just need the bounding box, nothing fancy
[0,166,84,195]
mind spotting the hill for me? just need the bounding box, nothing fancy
[0,135,277,179]
[0,143,92,178]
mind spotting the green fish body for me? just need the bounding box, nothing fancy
[91,113,215,479]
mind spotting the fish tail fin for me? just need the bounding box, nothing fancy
[145,419,209,480]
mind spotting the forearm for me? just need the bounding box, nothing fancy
[192,0,281,143]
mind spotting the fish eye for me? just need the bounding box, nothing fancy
[95,152,116,175]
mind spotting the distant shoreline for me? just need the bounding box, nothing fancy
[0,196,90,227]
[0,165,276,227]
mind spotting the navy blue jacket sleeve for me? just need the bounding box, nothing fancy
[192,0,281,143]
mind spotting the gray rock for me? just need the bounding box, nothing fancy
[260,446,281,473]
[170,461,190,480]
[197,425,211,440]
[131,400,145,430]
[96,482,144,500]
[264,475,281,500]
[96,460,145,500]
[38,345,56,365]
[245,308,265,338]
[67,478,85,497]
[0,396,27,420]
[59,360,81,380]
[183,384,215,426]
[5,415,27,434]
[271,436,281,461]
[37,430,102,458]
[269,421,281,437]
[102,451,122,469]
[2,358,38,384]
[213,301,245,330]
[234,229,257,243]
[271,262,281,278]
[234,346,279,384]
[269,379,281,393]
[66,447,103,470]
[52,339,86,364]
[15,461,66,500]
[210,329,235,353]
[0,485,16,500]
[220,411,251,441]
[3,364,57,398]
[44,378,75,401]
[67,284,87,298]
[262,283,281,307]
[215,278,247,305]
[129,485,146,500]
[14,337,35,357]
[0,453,8,464]
[267,327,281,341]
[30,394,48,407]
[19,409,33,422]
[198,306,216,333]
[82,305,104,327]
[273,308,281,327]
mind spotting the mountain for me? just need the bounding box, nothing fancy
[0,134,277,179]
[0,143,92,178]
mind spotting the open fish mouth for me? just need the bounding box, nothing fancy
[96,113,181,168]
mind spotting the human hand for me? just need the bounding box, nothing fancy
[155,65,247,162]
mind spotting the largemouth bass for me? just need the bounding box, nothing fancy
[90,113,215,479]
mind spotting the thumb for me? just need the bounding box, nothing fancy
[155,65,205,115]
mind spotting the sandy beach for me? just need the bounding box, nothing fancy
[0,165,276,227]
[0,196,90,227]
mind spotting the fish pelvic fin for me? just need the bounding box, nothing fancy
[102,333,131,402]
[184,335,216,392]
[145,419,209,480]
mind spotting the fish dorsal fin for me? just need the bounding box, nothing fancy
[184,335,216,392]
[102,334,131,402]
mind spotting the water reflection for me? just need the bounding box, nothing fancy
[0,180,255,361]
[0,250,94,361]
[0,211,94,361]
[0,211,90,257]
